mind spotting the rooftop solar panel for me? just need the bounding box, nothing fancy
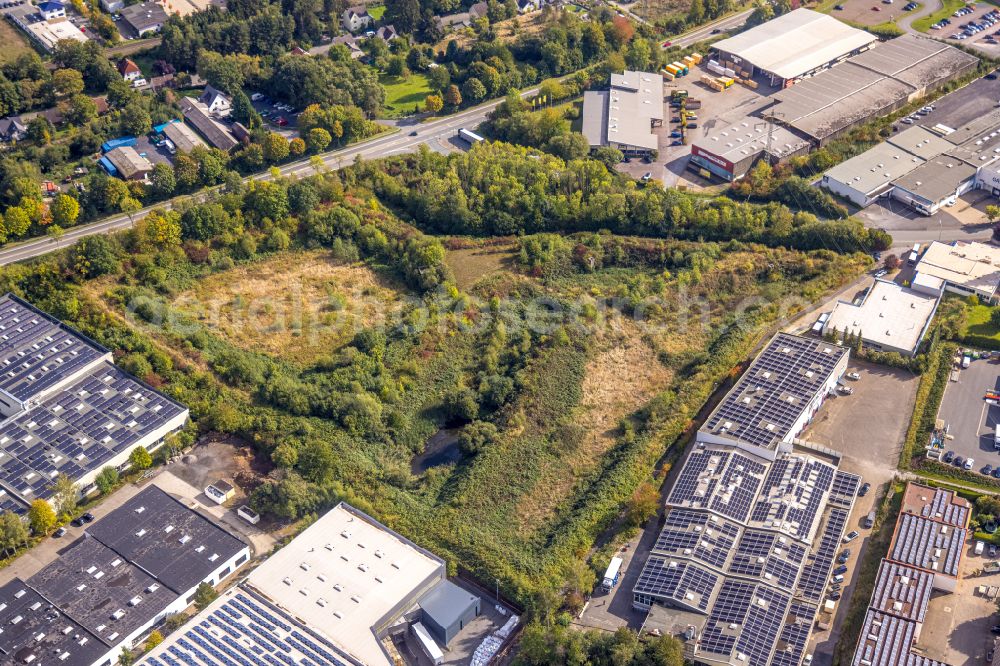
[702,333,848,450]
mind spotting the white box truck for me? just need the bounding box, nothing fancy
[602,556,624,591]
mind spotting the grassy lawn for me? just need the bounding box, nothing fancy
[913,0,966,31]
[962,301,1000,348]
[379,73,432,118]
[0,21,33,66]
[368,4,385,19]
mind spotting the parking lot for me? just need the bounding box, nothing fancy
[935,352,1000,476]
[830,0,921,27]
[931,2,1000,51]
[250,94,301,138]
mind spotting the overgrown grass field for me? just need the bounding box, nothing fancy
[379,73,433,118]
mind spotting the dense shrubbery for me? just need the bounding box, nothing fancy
[362,142,891,253]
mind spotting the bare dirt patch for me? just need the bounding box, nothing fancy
[171,250,405,364]
[515,322,673,532]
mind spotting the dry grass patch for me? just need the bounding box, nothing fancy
[515,321,673,533]
[445,245,517,290]
[171,250,405,364]
[435,10,553,50]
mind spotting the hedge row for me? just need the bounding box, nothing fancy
[899,342,955,469]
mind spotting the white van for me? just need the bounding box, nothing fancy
[976,540,986,555]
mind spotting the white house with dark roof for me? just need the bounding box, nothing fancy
[341,4,372,32]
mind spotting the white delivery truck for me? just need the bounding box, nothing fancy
[994,425,1000,450]
[602,556,624,592]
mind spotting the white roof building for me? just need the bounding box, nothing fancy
[822,280,940,357]
[245,503,445,665]
[582,70,663,155]
[712,9,877,84]
[914,241,1000,302]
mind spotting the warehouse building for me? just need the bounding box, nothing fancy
[891,154,979,215]
[822,279,940,357]
[697,332,849,461]
[690,118,810,181]
[139,502,496,666]
[0,484,248,666]
[179,97,238,152]
[912,240,1000,302]
[767,34,978,146]
[582,70,664,157]
[820,126,952,207]
[119,0,167,37]
[711,9,877,86]
[632,443,862,666]
[0,294,188,511]
[103,145,153,180]
[852,484,969,665]
[162,119,206,154]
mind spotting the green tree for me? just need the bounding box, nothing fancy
[193,582,218,610]
[73,235,121,278]
[444,84,462,108]
[231,90,262,129]
[386,0,421,34]
[27,499,56,536]
[150,163,176,197]
[50,68,84,98]
[461,77,486,104]
[119,648,134,666]
[987,204,1000,222]
[423,94,443,114]
[0,512,28,556]
[65,94,98,125]
[119,102,152,136]
[95,466,120,495]
[306,127,331,152]
[49,473,78,518]
[386,55,409,78]
[262,132,290,162]
[129,446,153,471]
[457,420,499,455]
[145,630,164,651]
[50,193,79,227]
[289,137,306,157]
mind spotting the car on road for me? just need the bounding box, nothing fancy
[871,5,881,10]
[901,117,915,124]
[662,40,672,47]
[837,550,851,564]
[53,527,66,537]
[671,139,684,146]
[944,450,955,463]
[965,457,975,470]
[711,27,722,33]
[843,530,860,543]
[409,131,417,136]
[847,372,861,381]
[858,482,871,496]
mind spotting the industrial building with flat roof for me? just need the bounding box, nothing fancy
[162,119,206,154]
[821,279,940,357]
[582,70,663,156]
[711,9,877,86]
[852,484,969,666]
[0,483,248,666]
[912,240,1000,302]
[178,98,238,152]
[632,444,861,666]
[697,332,849,460]
[767,34,978,145]
[103,145,153,180]
[140,502,495,666]
[0,294,188,511]
[690,118,811,182]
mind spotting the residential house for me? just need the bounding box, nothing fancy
[376,24,398,41]
[0,117,27,143]
[341,4,372,32]
[37,0,66,20]
[198,84,232,116]
[331,33,364,59]
[517,0,541,12]
[118,57,142,82]
[469,1,488,18]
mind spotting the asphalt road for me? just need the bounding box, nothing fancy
[0,95,519,266]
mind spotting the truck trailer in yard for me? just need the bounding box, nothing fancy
[602,556,624,591]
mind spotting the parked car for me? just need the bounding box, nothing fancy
[81,512,95,523]
[985,464,994,476]
[837,385,854,395]
[53,527,66,537]
[837,550,851,564]
[943,450,955,463]
[843,530,860,543]
[670,131,682,138]
[71,517,85,527]
[954,456,965,468]
[641,172,652,182]
[858,482,871,496]
[275,116,288,127]
[828,592,842,601]
[833,565,848,575]
[965,457,975,470]
[833,3,844,7]
[991,544,998,558]
[847,372,861,381]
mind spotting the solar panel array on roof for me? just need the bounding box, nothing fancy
[828,470,862,510]
[852,610,950,666]
[728,529,806,590]
[796,508,849,602]
[652,509,741,569]
[142,587,354,666]
[890,513,966,577]
[918,488,970,527]
[0,363,185,502]
[667,448,767,523]
[699,580,792,666]
[702,333,847,450]
[771,602,819,666]
[869,560,934,623]
[633,557,720,612]
[750,456,835,540]
[0,293,108,403]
